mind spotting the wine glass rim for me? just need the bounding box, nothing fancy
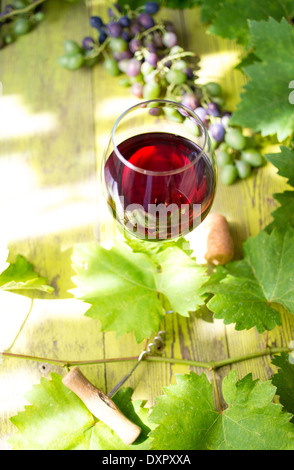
[111,99,210,176]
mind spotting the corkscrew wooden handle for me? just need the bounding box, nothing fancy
[62,367,141,446]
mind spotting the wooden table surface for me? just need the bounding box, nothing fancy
[1,0,294,449]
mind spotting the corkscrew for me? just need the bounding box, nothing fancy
[108,330,166,397]
[62,331,166,445]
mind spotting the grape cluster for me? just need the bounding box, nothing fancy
[0,0,46,48]
[58,1,264,185]
[216,128,264,185]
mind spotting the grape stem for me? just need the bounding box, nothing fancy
[1,346,292,370]
[0,0,47,22]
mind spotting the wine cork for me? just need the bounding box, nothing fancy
[204,213,234,265]
[62,367,141,446]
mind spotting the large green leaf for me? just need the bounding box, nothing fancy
[0,254,54,293]
[202,228,294,332]
[9,373,152,450]
[149,371,294,450]
[265,146,294,232]
[230,18,294,141]
[207,0,294,45]
[272,353,294,421]
[71,242,207,342]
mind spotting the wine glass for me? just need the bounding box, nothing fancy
[100,99,217,242]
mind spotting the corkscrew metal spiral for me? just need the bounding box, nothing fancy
[108,331,166,398]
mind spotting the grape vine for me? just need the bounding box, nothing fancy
[57,1,265,185]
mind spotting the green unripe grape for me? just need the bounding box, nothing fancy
[130,73,144,84]
[64,39,81,55]
[241,148,263,167]
[67,53,84,70]
[83,50,99,67]
[119,77,131,87]
[210,137,218,151]
[171,60,187,71]
[170,45,183,55]
[221,164,238,185]
[141,62,154,76]
[236,160,251,179]
[204,81,222,97]
[184,117,200,136]
[34,12,45,22]
[216,150,232,167]
[14,18,31,35]
[4,34,14,44]
[166,69,187,86]
[143,82,161,100]
[224,128,246,150]
[13,0,28,9]
[218,142,229,152]
[212,96,225,107]
[163,107,184,123]
[159,76,168,89]
[109,38,127,53]
[104,58,120,76]
[58,55,70,68]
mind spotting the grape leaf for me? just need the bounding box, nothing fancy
[155,246,206,316]
[199,0,223,23]
[207,0,294,45]
[149,370,294,450]
[71,243,164,343]
[9,373,153,450]
[266,146,294,188]
[266,191,294,233]
[230,18,294,141]
[0,254,54,293]
[272,353,294,420]
[117,0,201,10]
[265,146,294,232]
[162,0,202,8]
[202,228,294,333]
[71,242,207,342]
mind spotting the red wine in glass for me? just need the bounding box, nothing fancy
[104,131,216,240]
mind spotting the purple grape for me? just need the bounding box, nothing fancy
[82,36,95,50]
[126,58,141,77]
[129,38,141,53]
[149,107,162,116]
[107,21,122,38]
[138,13,155,29]
[145,2,160,15]
[113,49,132,61]
[98,30,107,44]
[146,52,158,67]
[145,42,157,53]
[207,102,220,117]
[119,16,131,28]
[184,67,194,80]
[181,93,199,110]
[108,5,122,17]
[90,16,103,30]
[194,107,207,122]
[121,30,131,42]
[209,123,225,142]
[163,32,178,48]
[164,60,172,68]
[4,4,14,14]
[131,82,143,98]
[130,20,141,36]
[153,32,164,48]
[164,21,175,32]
